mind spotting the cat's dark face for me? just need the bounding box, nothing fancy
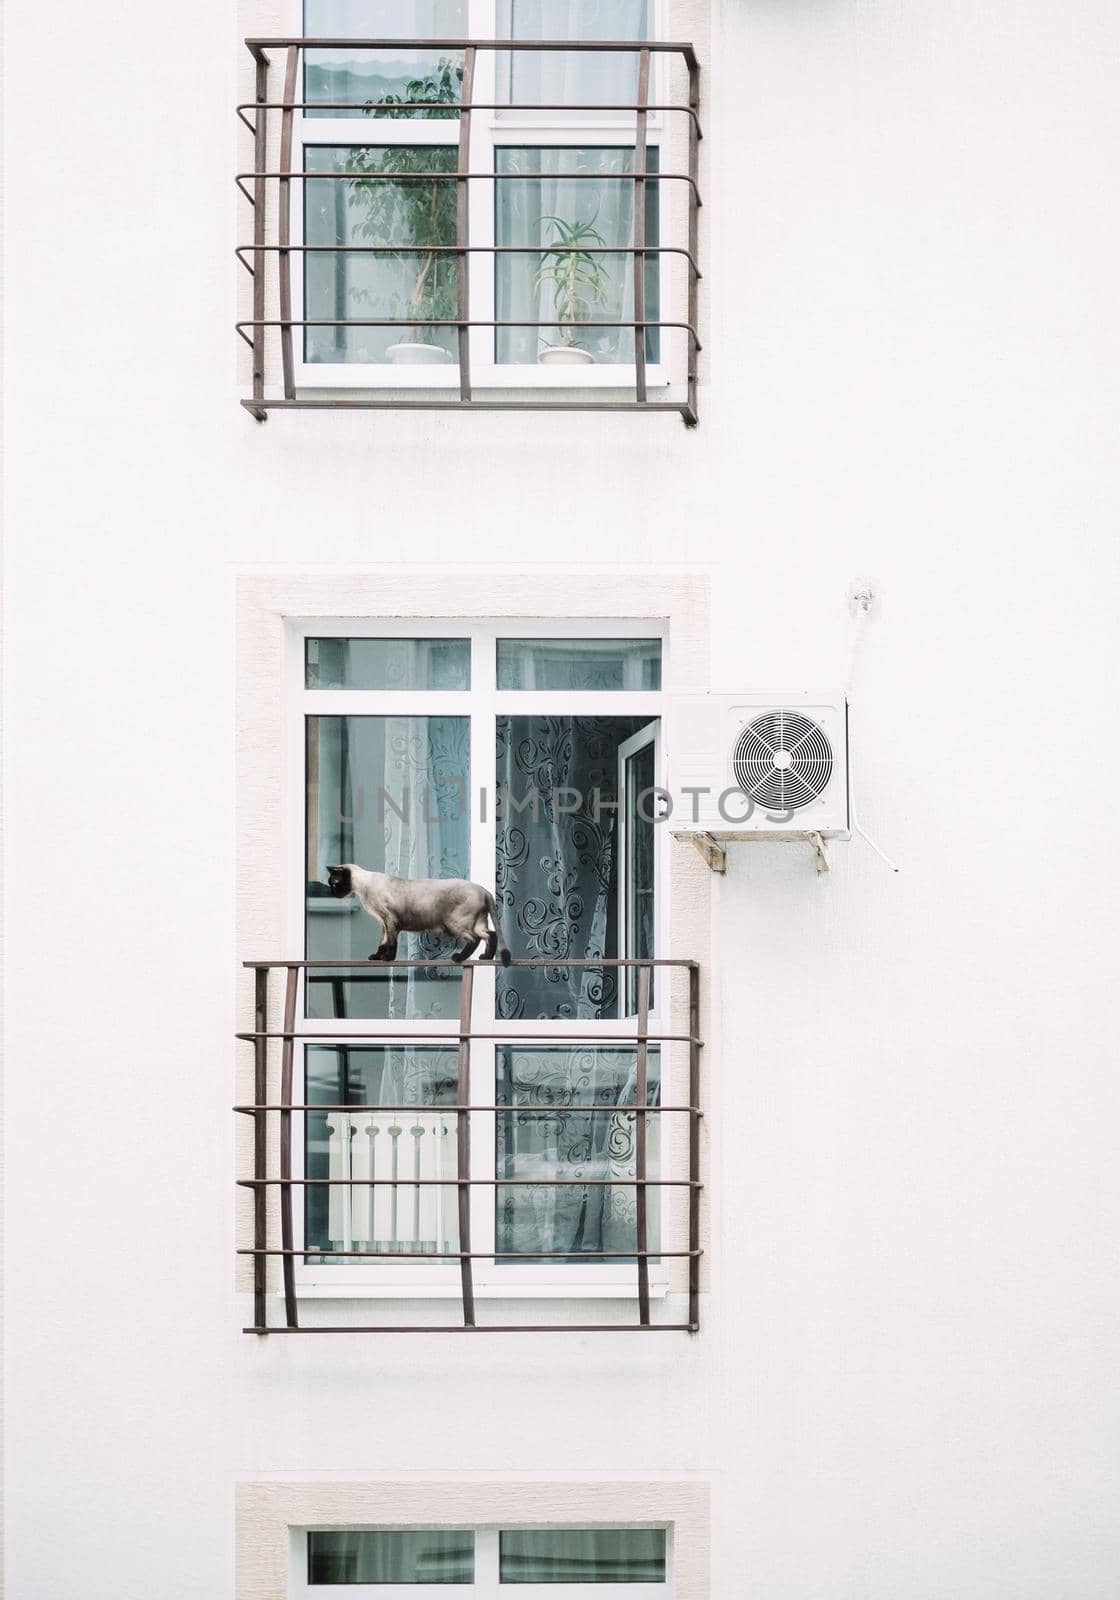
[326,865,352,898]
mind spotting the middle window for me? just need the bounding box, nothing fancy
[294,623,666,1295]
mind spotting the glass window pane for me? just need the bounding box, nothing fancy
[306,637,470,689]
[305,145,459,365]
[495,715,655,1021]
[304,2,465,118]
[308,1529,474,1584]
[306,714,469,1018]
[305,1047,459,1261]
[497,0,650,109]
[499,1528,666,1584]
[494,149,660,365]
[624,736,656,1015]
[495,1046,661,1260]
[497,638,661,690]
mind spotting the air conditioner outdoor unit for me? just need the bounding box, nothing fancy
[666,691,851,841]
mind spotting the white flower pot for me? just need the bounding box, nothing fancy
[538,345,595,366]
[386,341,454,365]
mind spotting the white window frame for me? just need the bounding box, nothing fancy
[288,1524,673,1599]
[289,0,673,393]
[285,616,670,1300]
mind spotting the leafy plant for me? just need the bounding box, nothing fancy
[344,61,464,346]
[531,212,612,351]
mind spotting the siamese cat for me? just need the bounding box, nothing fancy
[326,864,512,965]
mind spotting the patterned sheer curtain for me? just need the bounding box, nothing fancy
[495,715,649,1020]
[496,1046,660,1259]
[306,712,469,1019]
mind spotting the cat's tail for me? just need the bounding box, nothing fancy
[485,891,513,966]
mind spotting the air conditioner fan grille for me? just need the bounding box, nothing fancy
[731,711,834,812]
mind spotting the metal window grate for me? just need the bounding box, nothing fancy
[237,38,701,425]
[236,957,702,1334]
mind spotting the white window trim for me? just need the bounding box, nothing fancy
[286,616,673,1300]
[289,0,676,395]
[288,1523,673,1599]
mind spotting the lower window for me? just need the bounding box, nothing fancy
[297,1526,669,1595]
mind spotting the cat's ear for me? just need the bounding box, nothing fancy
[326,865,340,875]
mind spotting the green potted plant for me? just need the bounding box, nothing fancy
[345,60,462,365]
[531,212,612,366]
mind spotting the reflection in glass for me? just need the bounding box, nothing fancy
[495,715,653,1020]
[305,714,469,1018]
[497,0,651,109]
[305,1046,458,1260]
[499,1527,667,1584]
[306,636,470,690]
[497,638,661,690]
[304,1,465,118]
[495,1046,660,1260]
[495,147,660,365]
[308,1528,474,1584]
[305,145,459,364]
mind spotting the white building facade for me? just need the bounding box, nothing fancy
[4,1,1120,1598]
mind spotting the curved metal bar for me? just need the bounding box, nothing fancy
[238,169,700,200]
[278,966,299,1328]
[634,963,651,1324]
[245,956,699,970]
[245,37,700,73]
[235,1105,703,1115]
[456,48,476,399]
[237,99,704,134]
[240,1176,701,1186]
[455,965,476,1323]
[278,45,299,397]
[240,1248,701,1258]
[633,48,650,405]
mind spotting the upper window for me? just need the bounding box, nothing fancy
[239,6,700,420]
[301,1,655,373]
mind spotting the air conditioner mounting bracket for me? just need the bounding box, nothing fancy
[675,830,832,875]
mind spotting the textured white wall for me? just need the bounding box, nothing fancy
[4,0,1120,1598]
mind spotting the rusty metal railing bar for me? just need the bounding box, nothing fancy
[634,963,652,1325]
[246,957,698,968]
[240,1177,699,1188]
[685,55,701,428]
[279,966,299,1328]
[238,1032,700,1045]
[633,48,650,407]
[246,1325,696,1334]
[246,38,699,70]
[252,967,268,1329]
[240,1248,698,1258]
[242,399,692,414]
[237,317,696,336]
[278,45,299,398]
[456,47,476,401]
[251,55,268,405]
[236,245,701,277]
[455,962,475,1324]
[237,100,703,133]
[688,963,701,1330]
[235,1104,700,1115]
[237,171,698,200]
